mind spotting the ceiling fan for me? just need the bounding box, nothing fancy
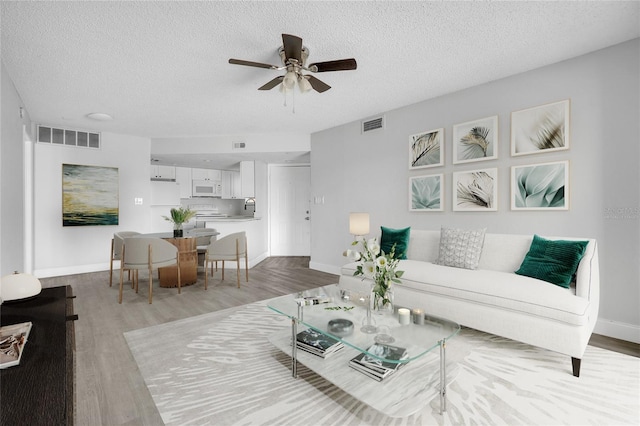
[229,34,357,93]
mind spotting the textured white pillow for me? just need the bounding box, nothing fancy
[435,227,486,270]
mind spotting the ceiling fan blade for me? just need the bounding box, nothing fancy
[258,76,284,90]
[309,58,357,72]
[306,75,331,93]
[229,58,279,70]
[282,34,303,63]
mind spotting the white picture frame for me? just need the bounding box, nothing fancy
[511,99,570,156]
[453,168,498,211]
[511,160,569,210]
[409,128,444,169]
[409,174,443,211]
[452,116,498,164]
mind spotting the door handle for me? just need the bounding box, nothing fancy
[305,217,310,220]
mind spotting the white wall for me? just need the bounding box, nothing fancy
[310,39,640,342]
[33,132,152,277]
[151,133,310,155]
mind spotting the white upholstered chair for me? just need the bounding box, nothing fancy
[204,231,248,289]
[109,231,140,287]
[189,228,218,265]
[119,237,181,304]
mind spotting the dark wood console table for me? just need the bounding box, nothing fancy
[1,285,76,425]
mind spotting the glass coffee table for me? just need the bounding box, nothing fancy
[267,284,460,418]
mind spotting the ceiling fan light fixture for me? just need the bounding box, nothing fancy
[298,75,312,93]
[283,71,297,89]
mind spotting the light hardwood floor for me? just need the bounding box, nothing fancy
[39,257,638,425]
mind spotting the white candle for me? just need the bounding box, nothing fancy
[412,308,425,325]
[398,308,411,325]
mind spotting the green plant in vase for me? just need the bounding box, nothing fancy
[162,207,196,237]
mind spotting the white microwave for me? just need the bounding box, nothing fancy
[192,180,222,197]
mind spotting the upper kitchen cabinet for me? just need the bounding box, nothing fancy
[175,167,192,199]
[192,168,222,181]
[240,161,255,198]
[150,165,176,181]
[222,170,241,199]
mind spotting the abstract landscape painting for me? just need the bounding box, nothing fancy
[409,128,443,169]
[453,116,498,164]
[511,100,570,156]
[410,174,443,211]
[62,164,119,226]
[511,161,569,210]
[453,168,497,211]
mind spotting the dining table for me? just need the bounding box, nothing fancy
[138,229,219,288]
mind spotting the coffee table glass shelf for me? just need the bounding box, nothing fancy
[267,284,460,418]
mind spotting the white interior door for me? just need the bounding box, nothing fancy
[269,166,311,256]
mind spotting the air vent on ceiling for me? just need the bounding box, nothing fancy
[37,125,101,149]
[232,141,246,150]
[361,115,385,134]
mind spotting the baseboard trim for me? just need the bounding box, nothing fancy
[34,252,269,279]
[595,318,640,344]
[309,261,341,276]
[35,263,110,278]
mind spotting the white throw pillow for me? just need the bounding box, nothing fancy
[435,227,486,270]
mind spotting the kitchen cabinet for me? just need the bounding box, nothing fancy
[192,168,222,181]
[175,167,192,198]
[150,165,176,181]
[222,170,241,199]
[240,161,255,198]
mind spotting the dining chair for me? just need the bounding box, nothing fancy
[109,231,140,287]
[189,228,218,265]
[119,237,181,304]
[204,231,248,289]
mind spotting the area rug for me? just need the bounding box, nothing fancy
[125,300,640,426]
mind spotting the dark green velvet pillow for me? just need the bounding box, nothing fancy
[515,235,588,288]
[380,226,410,260]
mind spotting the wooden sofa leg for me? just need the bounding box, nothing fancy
[571,357,581,377]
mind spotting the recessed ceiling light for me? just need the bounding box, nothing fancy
[86,112,113,121]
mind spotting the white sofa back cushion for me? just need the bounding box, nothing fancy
[404,230,596,280]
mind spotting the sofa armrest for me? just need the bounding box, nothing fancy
[575,240,599,319]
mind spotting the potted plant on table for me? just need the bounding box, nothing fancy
[162,207,196,237]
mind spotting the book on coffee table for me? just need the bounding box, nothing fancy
[295,328,344,358]
[0,322,33,369]
[349,343,408,381]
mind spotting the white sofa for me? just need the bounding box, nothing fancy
[339,229,599,377]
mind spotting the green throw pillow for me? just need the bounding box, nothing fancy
[515,235,588,288]
[380,226,410,259]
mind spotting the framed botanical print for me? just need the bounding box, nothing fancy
[409,128,444,169]
[511,161,569,210]
[511,99,570,156]
[453,168,498,211]
[452,116,498,164]
[409,174,443,211]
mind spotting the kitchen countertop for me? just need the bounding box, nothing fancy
[201,215,261,222]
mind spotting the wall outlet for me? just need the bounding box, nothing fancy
[134,197,143,205]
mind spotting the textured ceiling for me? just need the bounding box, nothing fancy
[1,1,639,142]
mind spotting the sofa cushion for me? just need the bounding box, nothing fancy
[380,226,410,259]
[435,226,486,270]
[515,235,588,288]
[341,260,589,326]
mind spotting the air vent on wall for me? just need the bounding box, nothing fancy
[37,125,101,149]
[361,115,385,133]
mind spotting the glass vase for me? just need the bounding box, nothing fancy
[372,282,394,315]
